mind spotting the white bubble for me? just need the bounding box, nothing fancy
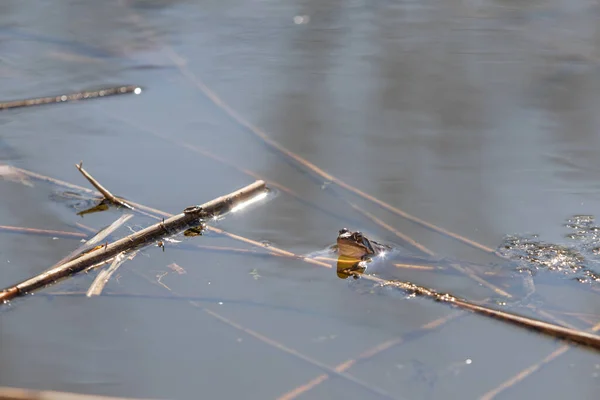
[294,15,309,25]
[134,87,142,95]
[465,359,472,365]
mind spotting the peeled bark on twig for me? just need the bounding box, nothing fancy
[0,180,267,303]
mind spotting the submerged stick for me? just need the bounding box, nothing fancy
[0,85,142,110]
[357,273,600,351]
[86,250,139,297]
[50,214,134,270]
[0,180,267,303]
[0,225,86,239]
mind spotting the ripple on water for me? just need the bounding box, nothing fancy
[498,215,600,284]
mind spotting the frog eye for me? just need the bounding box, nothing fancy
[353,232,363,240]
[339,228,349,235]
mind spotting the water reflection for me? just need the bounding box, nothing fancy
[3,0,600,399]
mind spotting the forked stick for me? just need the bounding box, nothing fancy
[75,162,133,209]
[0,180,267,303]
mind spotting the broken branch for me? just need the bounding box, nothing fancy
[75,162,134,210]
[360,274,600,351]
[0,180,267,303]
[0,85,142,111]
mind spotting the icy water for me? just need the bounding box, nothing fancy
[1,0,600,399]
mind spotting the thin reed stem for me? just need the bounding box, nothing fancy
[0,85,141,110]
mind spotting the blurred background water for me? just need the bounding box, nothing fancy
[1,0,600,399]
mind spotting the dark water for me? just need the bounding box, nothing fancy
[1,0,600,399]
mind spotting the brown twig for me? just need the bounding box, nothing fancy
[0,386,152,400]
[75,162,134,210]
[0,180,267,302]
[75,221,281,258]
[0,225,86,239]
[0,85,142,111]
[358,273,600,351]
[73,167,330,268]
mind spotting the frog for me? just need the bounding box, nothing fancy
[336,228,391,259]
[335,228,392,279]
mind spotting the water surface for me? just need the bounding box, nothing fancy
[1,0,600,399]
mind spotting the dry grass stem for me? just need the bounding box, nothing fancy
[0,225,87,239]
[356,274,600,351]
[0,85,141,111]
[86,250,139,297]
[0,386,152,400]
[51,214,134,270]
